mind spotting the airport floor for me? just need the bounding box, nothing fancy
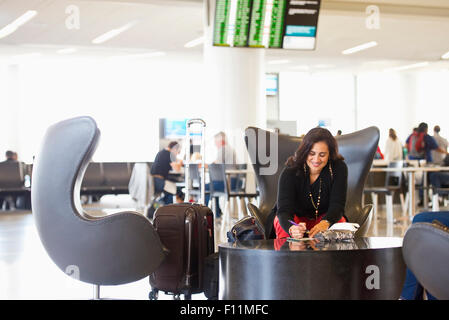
[0,194,441,300]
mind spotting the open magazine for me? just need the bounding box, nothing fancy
[315,223,360,242]
[287,223,360,242]
[329,222,360,232]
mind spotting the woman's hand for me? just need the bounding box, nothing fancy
[309,220,330,238]
[289,223,307,239]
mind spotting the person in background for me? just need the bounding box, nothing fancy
[431,125,448,165]
[275,127,348,239]
[205,131,237,218]
[384,128,403,162]
[428,126,449,201]
[151,141,184,205]
[336,130,342,136]
[405,128,418,155]
[429,169,449,196]
[0,151,17,209]
[406,123,448,206]
[1,151,25,210]
[406,122,447,162]
[374,145,384,160]
[214,131,236,165]
[2,150,17,162]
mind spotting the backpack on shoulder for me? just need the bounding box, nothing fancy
[408,132,426,158]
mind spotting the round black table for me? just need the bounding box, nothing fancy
[218,237,406,300]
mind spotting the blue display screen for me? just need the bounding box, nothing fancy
[266,73,278,95]
[164,119,186,138]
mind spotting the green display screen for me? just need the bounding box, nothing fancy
[213,0,321,50]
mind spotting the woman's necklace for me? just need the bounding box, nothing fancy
[309,177,322,220]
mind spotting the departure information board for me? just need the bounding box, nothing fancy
[213,0,321,50]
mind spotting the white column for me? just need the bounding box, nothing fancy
[203,1,266,240]
[1,65,21,156]
[203,1,266,163]
[401,73,418,135]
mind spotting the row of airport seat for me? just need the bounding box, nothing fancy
[0,161,30,194]
[0,161,147,203]
[81,162,140,196]
[0,162,31,210]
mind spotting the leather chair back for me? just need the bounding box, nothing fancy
[208,163,229,197]
[32,116,165,285]
[245,126,379,235]
[188,163,201,185]
[336,127,379,224]
[244,128,301,227]
[103,162,132,189]
[81,162,104,189]
[403,222,449,299]
[0,161,25,189]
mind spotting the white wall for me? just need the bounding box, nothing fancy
[279,70,449,154]
[415,71,449,139]
[0,65,20,160]
[0,65,10,159]
[356,72,415,151]
[0,58,209,163]
[279,72,356,135]
[357,71,449,152]
[2,60,449,164]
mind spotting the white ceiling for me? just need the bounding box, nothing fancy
[0,0,448,73]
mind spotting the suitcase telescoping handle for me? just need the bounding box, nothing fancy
[185,119,206,205]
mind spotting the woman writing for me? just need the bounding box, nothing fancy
[274,127,348,239]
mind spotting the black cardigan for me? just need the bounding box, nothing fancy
[276,159,348,234]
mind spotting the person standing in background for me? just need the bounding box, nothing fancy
[406,123,448,206]
[405,128,418,156]
[384,128,403,162]
[428,126,449,203]
[406,122,447,162]
[374,145,384,160]
[432,125,448,165]
[205,131,237,218]
[214,131,236,165]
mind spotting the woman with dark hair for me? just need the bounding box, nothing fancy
[274,127,348,239]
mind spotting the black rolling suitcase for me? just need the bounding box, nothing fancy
[149,119,215,300]
[149,203,214,300]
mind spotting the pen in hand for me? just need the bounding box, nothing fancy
[288,220,309,237]
[289,220,307,230]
